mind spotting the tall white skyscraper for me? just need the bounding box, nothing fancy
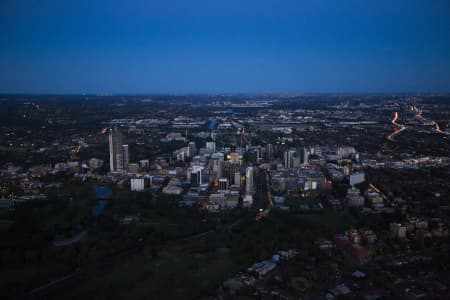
[245,166,254,195]
[109,126,124,172]
[109,127,130,173]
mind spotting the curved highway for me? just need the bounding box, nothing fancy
[386,111,406,141]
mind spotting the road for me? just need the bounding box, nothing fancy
[53,230,87,247]
[411,104,447,135]
[368,183,388,200]
[255,169,273,221]
[28,270,81,296]
[386,111,406,141]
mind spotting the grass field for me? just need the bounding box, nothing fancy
[64,243,243,300]
[288,211,356,233]
[65,211,355,299]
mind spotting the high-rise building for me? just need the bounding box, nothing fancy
[390,223,407,239]
[349,172,365,186]
[174,148,187,161]
[245,166,254,195]
[144,175,153,187]
[218,178,228,191]
[122,144,130,170]
[300,147,309,165]
[222,161,237,185]
[243,194,253,207]
[139,159,150,169]
[265,143,274,160]
[206,141,216,153]
[283,151,290,169]
[246,148,260,165]
[284,150,299,169]
[191,166,203,186]
[337,146,356,159]
[234,171,241,187]
[210,152,224,174]
[186,167,192,181]
[228,152,242,164]
[131,178,145,192]
[188,142,197,157]
[89,158,104,169]
[346,187,365,207]
[109,126,125,172]
[128,163,139,174]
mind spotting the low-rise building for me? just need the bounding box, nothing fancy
[247,260,277,279]
[390,223,407,239]
[130,178,145,192]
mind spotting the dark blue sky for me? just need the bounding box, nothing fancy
[1,0,449,94]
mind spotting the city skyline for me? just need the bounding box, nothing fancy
[0,93,449,299]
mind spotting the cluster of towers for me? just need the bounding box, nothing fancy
[284,148,309,169]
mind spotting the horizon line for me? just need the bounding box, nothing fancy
[1,91,450,97]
